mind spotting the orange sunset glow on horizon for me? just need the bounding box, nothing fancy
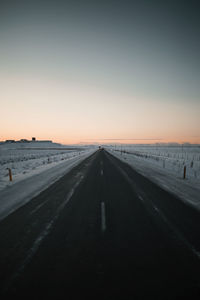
[1,75,199,145]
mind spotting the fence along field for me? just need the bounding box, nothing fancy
[113,144,200,180]
[0,147,86,189]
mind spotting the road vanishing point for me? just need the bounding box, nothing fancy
[0,149,200,299]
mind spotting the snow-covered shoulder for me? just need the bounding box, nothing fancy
[107,149,200,211]
[0,147,96,221]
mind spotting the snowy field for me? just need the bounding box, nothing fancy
[108,144,200,180]
[106,144,200,210]
[0,142,94,191]
[0,142,96,220]
[1,142,199,220]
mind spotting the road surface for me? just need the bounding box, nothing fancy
[0,149,200,299]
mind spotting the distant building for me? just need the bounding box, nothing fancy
[5,140,15,143]
[4,138,53,144]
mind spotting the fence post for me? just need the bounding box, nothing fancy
[183,166,186,179]
[7,168,13,181]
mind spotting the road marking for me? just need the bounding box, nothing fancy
[101,202,106,233]
[30,200,49,215]
[138,194,200,260]
[100,161,103,175]
[108,155,200,261]
[5,175,84,291]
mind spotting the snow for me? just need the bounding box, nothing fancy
[0,142,96,221]
[0,142,93,191]
[106,145,200,211]
[1,142,199,221]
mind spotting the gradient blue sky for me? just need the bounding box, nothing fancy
[1,0,200,144]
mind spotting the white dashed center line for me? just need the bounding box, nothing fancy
[101,202,106,233]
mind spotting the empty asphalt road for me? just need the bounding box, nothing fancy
[0,149,200,299]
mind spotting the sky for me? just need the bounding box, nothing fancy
[0,0,200,144]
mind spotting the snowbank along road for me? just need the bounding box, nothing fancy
[0,149,200,299]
